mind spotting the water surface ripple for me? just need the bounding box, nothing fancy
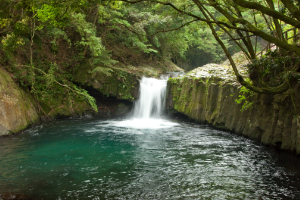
[0,118,300,199]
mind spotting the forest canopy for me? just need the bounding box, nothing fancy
[1,0,300,112]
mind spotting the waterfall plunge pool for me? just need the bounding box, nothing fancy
[1,118,300,199]
[1,76,300,199]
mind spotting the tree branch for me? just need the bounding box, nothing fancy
[200,4,251,59]
[57,6,70,21]
[232,0,300,28]
[125,19,198,37]
[280,0,300,21]
[207,0,300,56]
[228,34,255,41]
[122,0,249,31]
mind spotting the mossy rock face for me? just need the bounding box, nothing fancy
[74,60,184,101]
[75,65,139,101]
[0,68,39,136]
[38,94,91,120]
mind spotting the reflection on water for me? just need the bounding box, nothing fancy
[0,118,300,199]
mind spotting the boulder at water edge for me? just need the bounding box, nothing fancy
[0,68,38,136]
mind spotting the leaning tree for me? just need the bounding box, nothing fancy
[122,0,300,94]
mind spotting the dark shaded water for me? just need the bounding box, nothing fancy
[1,118,300,199]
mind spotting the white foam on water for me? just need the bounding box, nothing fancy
[108,118,179,129]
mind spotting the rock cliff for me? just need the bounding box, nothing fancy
[0,68,39,136]
[166,63,300,154]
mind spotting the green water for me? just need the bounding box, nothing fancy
[0,118,300,199]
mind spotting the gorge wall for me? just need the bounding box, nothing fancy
[166,64,300,154]
[0,59,183,136]
[0,68,39,136]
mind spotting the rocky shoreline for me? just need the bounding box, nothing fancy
[166,63,300,154]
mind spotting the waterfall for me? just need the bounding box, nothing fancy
[132,77,167,119]
[108,74,181,129]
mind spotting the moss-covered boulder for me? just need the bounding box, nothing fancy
[75,66,140,101]
[167,62,300,154]
[0,68,39,136]
[0,67,95,136]
[38,93,91,120]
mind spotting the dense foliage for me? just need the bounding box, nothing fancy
[0,0,240,113]
[1,0,300,115]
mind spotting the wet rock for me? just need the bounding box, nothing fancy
[0,124,9,136]
[0,68,39,136]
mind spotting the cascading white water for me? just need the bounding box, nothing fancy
[132,77,167,119]
[107,75,180,129]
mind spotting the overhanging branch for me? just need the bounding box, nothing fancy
[229,34,255,41]
[232,0,300,28]
[124,19,199,37]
